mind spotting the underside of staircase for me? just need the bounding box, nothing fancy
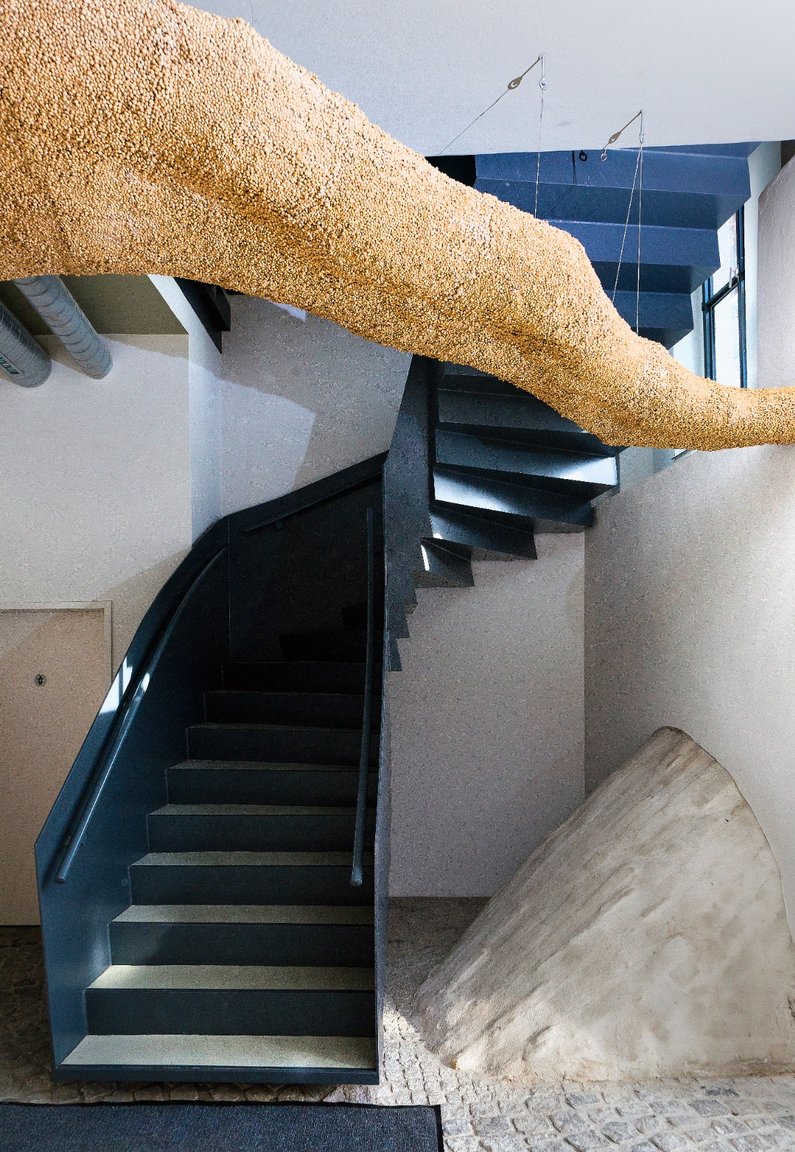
[35,142,756,1085]
[433,142,757,349]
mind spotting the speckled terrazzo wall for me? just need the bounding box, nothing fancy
[2,0,795,450]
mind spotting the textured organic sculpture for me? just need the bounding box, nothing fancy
[416,729,795,1081]
[2,0,795,449]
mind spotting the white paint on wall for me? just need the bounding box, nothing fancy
[389,535,585,897]
[191,0,795,154]
[218,295,409,515]
[745,142,782,389]
[0,333,193,666]
[758,156,795,388]
[149,275,223,538]
[584,445,795,927]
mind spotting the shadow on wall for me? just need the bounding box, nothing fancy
[217,297,409,515]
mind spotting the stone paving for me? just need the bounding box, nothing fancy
[2,902,795,1151]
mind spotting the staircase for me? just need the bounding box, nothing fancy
[434,143,757,349]
[35,143,758,1085]
[478,143,758,349]
[37,464,385,1084]
[385,356,621,668]
[62,650,379,1080]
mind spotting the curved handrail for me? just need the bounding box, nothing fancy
[41,453,388,889]
[241,455,387,535]
[52,548,227,883]
[351,507,376,887]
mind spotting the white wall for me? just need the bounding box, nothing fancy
[218,296,409,515]
[150,276,223,538]
[758,156,795,388]
[584,446,795,925]
[0,334,194,668]
[584,141,795,926]
[390,536,585,896]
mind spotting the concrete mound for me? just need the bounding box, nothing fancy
[417,727,795,1081]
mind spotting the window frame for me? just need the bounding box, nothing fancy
[702,206,748,389]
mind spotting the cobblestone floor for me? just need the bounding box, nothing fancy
[2,901,795,1151]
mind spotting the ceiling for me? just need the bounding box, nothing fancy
[190,0,795,154]
[0,277,185,335]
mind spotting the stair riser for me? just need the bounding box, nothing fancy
[433,470,594,528]
[280,636,367,661]
[109,922,374,967]
[86,989,375,1037]
[167,767,374,807]
[56,1064,380,1085]
[435,432,618,494]
[476,149,752,200]
[477,181,742,231]
[436,463,614,501]
[186,727,378,766]
[204,692,372,728]
[130,864,373,906]
[437,392,614,455]
[147,812,375,853]
[223,663,367,693]
[429,509,537,559]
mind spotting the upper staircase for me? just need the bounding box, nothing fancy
[434,143,757,349]
[385,356,621,669]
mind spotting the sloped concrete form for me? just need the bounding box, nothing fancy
[3,0,795,448]
[417,728,795,1081]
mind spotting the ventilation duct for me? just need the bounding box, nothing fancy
[14,276,112,379]
[0,298,51,387]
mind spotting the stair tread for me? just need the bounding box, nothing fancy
[190,723,365,734]
[151,804,359,817]
[134,851,373,867]
[208,691,365,701]
[113,904,374,925]
[62,1033,376,1069]
[170,761,361,773]
[227,661,365,669]
[89,964,375,991]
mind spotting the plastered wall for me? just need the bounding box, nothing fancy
[584,445,795,925]
[584,151,795,928]
[0,333,193,668]
[389,536,585,896]
[218,296,409,515]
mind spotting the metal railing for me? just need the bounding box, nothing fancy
[53,548,227,884]
[351,507,377,886]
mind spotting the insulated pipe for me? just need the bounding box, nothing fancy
[14,276,112,378]
[0,297,51,386]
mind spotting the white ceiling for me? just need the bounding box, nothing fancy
[191,0,795,154]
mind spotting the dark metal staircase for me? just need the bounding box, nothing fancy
[473,143,758,349]
[384,356,621,670]
[384,143,760,661]
[37,461,385,1085]
[63,642,379,1079]
[35,143,758,1086]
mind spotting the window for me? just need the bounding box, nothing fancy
[702,208,747,388]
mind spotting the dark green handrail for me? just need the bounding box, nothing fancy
[351,507,376,887]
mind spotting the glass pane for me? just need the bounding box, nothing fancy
[712,288,742,387]
[711,215,739,294]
